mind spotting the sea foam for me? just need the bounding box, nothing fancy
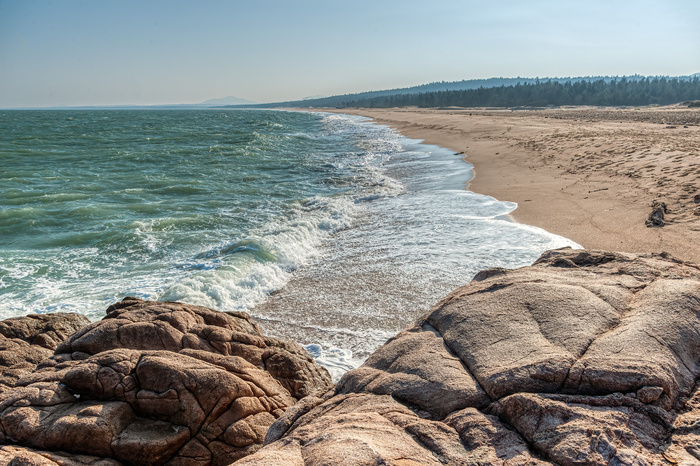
[0,109,579,379]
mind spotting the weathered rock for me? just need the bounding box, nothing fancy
[496,393,669,464]
[0,299,332,464]
[645,200,667,227]
[336,322,489,418]
[444,407,547,465]
[244,249,700,465]
[53,297,329,400]
[0,336,52,391]
[0,445,120,465]
[0,313,89,392]
[0,313,90,350]
[637,385,664,404]
[244,393,476,465]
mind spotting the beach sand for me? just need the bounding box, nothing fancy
[310,106,700,264]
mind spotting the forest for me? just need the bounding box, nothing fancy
[318,76,700,108]
[229,75,700,109]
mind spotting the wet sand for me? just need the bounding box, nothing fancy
[311,106,700,264]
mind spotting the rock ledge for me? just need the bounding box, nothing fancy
[0,299,332,465]
[243,249,700,465]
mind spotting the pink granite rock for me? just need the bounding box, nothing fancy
[0,313,89,392]
[0,299,332,464]
[244,249,700,465]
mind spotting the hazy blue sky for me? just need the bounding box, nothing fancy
[1,0,698,107]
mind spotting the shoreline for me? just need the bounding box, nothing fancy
[252,113,579,375]
[2,111,700,464]
[303,107,700,264]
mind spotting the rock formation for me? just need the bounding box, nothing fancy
[645,200,667,227]
[2,250,700,465]
[0,299,332,465]
[242,249,700,465]
[0,313,89,392]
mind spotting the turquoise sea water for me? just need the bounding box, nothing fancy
[0,109,578,377]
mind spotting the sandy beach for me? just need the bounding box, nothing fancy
[309,106,700,264]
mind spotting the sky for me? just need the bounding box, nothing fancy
[1,0,699,108]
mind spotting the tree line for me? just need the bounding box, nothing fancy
[309,76,700,108]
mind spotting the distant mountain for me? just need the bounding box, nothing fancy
[199,96,257,106]
[13,96,258,110]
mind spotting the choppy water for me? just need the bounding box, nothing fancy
[0,109,579,378]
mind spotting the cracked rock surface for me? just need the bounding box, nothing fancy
[0,298,332,465]
[242,249,700,465]
[0,313,90,393]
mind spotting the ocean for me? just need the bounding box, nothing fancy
[0,109,579,379]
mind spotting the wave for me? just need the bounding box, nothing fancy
[0,109,581,379]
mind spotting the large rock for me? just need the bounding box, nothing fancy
[0,445,120,465]
[0,299,332,465]
[0,313,89,392]
[0,312,90,349]
[244,249,700,465]
[54,297,330,400]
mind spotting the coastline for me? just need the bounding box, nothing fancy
[2,109,700,464]
[304,107,700,264]
[251,113,579,376]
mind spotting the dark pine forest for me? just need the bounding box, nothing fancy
[229,76,700,109]
[333,77,700,108]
